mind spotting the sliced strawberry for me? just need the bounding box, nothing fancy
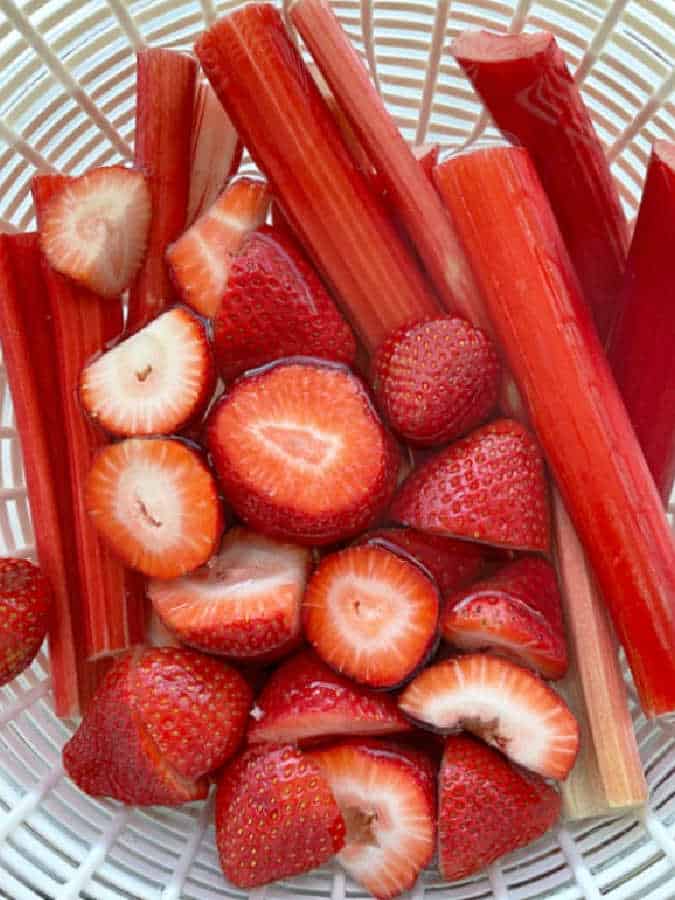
[248,649,412,745]
[206,359,399,545]
[148,526,311,660]
[79,306,215,437]
[0,559,51,687]
[306,740,436,900]
[303,545,439,689]
[356,527,488,595]
[399,654,578,779]
[213,224,357,382]
[372,316,500,446]
[85,437,223,578]
[438,734,561,882]
[216,743,346,888]
[63,647,251,805]
[391,418,551,552]
[167,176,270,318]
[442,557,568,679]
[38,165,151,299]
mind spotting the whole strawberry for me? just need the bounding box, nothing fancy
[0,558,51,686]
[372,316,500,446]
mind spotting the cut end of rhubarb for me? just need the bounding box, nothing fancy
[452,30,553,64]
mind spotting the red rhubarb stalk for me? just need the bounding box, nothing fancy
[128,48,197,331]
[435,145,675,719]
[33,176,146,663]
[452,31,629,344]
[608,141,675,505]
[195,4,439,352]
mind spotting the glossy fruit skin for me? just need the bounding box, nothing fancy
[0,559,51,687]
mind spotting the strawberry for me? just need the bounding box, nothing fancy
[372,316,500,447]
[212,225,357,382]
[248,649,412,745]
[306,739,436,900]
[85,437,223,578]
[79,306,215,437]
[205,359,399,545]
[438,734,561,882]
[390,418,551,552]
[148,526,312,660]
[356,527,488,595]
[399,654,579,779]
[442,557,568,680]
[167,176,270,319]
[63,647,252,805]
[0,559,51,687]
[303,545,439,689]
[38,165,151,299]
[215,743,346,888]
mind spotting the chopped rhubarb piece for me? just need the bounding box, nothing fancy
[452,31,629,343]
[187,79,243,225]
[195,4,439,352]
[129,48,197,331]
[608,141,675,504]
[413,143,439,182]
[434,146,675,718]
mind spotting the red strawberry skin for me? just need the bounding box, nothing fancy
[391,419,550,552]
[214,226,357,381]
[438,734,561,882]
[216,743,346,888]
[0,559,51,687]
[372,316,501,447]
[248,649,412,745]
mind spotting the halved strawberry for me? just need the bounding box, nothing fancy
[213,225,357,382]
[148,526,311,660]
[167,176,270,318]
[391,419,551,552]
[303,545,439,688]
[85,437,223,578]
[442,557,568,679]
[0,559,51,687]
[399,654,578,779]
[38,165,151,299]
[248,649,412,744]
[306,740,436,900]
[205,359,399,545]
[372,316,500,446]
[216,743,346,888]
[79,306,215,437]
[438,734,561,882]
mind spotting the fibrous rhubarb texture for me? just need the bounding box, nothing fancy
[608,141,675,505]
[128,48,197,331]
[435,145,675,719]
[195,4,439,352]
[452,30,629,343]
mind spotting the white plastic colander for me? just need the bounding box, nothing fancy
[0,0,673,897]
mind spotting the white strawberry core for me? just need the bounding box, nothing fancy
[115,457,188,552]
[253,421,340,470]
[329,575,416,650]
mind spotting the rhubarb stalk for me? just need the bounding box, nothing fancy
[452,31,629,343]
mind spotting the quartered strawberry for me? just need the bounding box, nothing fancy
[438,734,561,882]
[391,418,551,552]
[167,176,270,318]
[63,647,251,805]
[206,359,399,545]
[399,654,578,779]
[216,743,346,888]
[212,225,357,382]
[303,545,439,689]
[442,557,568,680]
[0,559,51,687]
[372,316,500,447]
[306,740,436,900]
[85,437,223,578]
[248,649,412,745]
[79,306,215,437]
[148,526,312,660]
[38,165,151,299]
